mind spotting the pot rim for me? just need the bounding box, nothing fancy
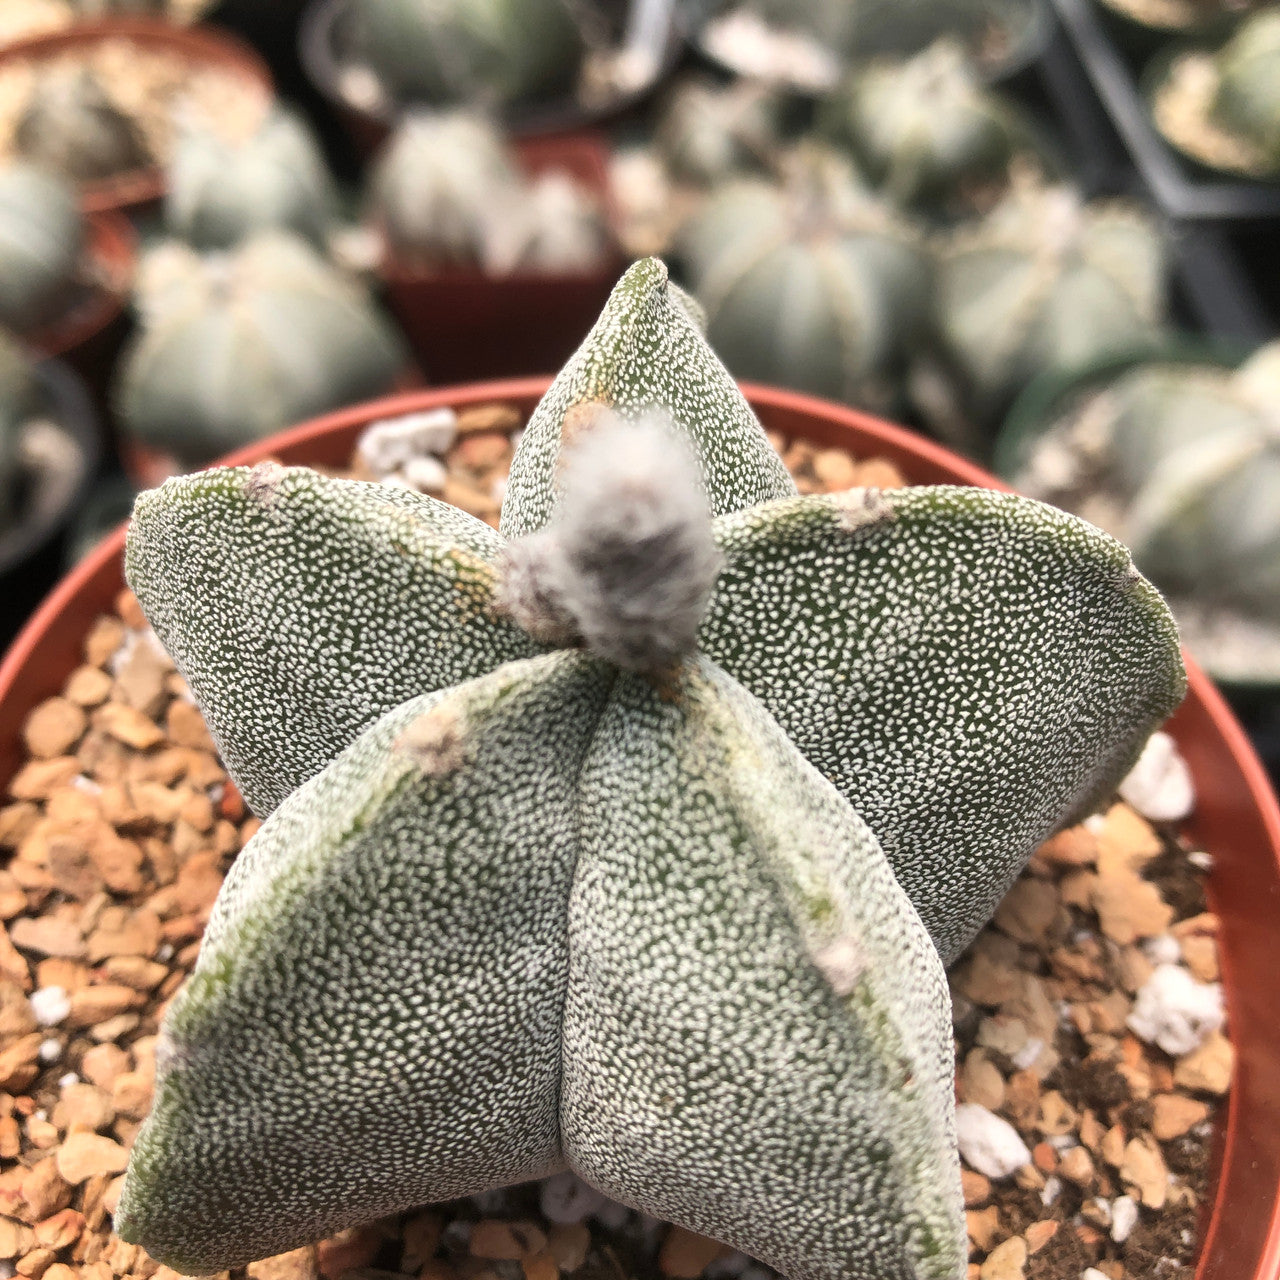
[0,17,274,214]
[1,377,1277,1280]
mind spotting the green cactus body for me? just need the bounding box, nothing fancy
[165,106,338,251]
[655,78,784,187]
[118,257,1184,1279]
[676,147,929,408]
[935,183,1166,426]
[14,67,151,182]
[0,163,85,333]
[116,233,404,465]
[367,111,525,268]
[350,0,586,109]
[820,40,1030,212]
[1208,9,1280,171]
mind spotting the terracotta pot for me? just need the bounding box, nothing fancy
[378,135,627,383]
[24,208,136,404]
[1,379,1278,1280]
[0,18,273,215]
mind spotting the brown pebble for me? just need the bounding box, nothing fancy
[100,955,168,991]
[110,1072,152,1120]
[245,1247,318,1280]
[114,589,146,631]
[94,704,164,751]
[66,984,142,1028]
[64,667,113,709]
[961,1169,991,1206]
[1180,934,1219,983]
[0,978,35,1037]
[85,906,161,961]
[54,1133,129,1185]
[9,759,80,802]
[165,701,214,752]
[23,700,87,760]
[979,1236,1026,1280]
[19,1161,71,1220]
[1023,1220,1058,1254]
[79,1043,129,1090]
[811,448,860,490]
[1151,1092,1210,1139]
[471,1221,546,1262]
[960,1050,1004,1111]
[546,1224,590,1272]
[51,1082,113,1134]
[966,1206,1000,1252]
[1175,1030,1233,1095]
[1093,870,1174,945]
[522,1252,559,1280]
[0,1115,18,1160]
[994,878,1061,944]
[0,1032,44,1090]
[1035,825,1097,867]
[316,1225,381,1279]
[32,1209,82,1251]
[453,431,512,472]
[1058,1145,1096,1188]
[457,403,520,435]
[1031,1142,1057,1174]
[9,916,83,960]
[15,1246,54,1277]
[83,618,124,669]
[1121,1133,1168,1208]
[0,1219,34,1261]
[658,1226,724,1279]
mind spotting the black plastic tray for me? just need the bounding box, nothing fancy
[1047,0,1280,221]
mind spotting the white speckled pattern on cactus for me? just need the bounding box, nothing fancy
[702,487,1186,963]
[498,257,796,538]
[125,466,541,817]
[115,651,614,1274]
[564,659,963,1280]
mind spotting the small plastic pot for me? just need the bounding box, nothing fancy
[376,134,627,383]
[1,380,1278,1280]
[0,18,274,215]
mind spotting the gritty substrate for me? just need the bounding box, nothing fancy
[0,404,1229,1280]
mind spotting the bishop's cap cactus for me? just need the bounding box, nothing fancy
[117,257,1185,1280]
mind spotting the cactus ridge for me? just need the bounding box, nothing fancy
[120,257,1185,1280]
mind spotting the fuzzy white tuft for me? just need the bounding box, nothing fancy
[496,411,722,674]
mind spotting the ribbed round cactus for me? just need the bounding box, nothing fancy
[934,181,1167,429]
[116,256,1184,1280]
[349,0,586,109]
[820,40,1033,211]
[1015,344,1280,684]
[115,232,404,465]
[14,66,151,182]
[367,111,524,268]
[1207,8,1280,174]
[676,146,929,407]
[654,77,784,187]
[165,105,338,250]
[0,163,85,333]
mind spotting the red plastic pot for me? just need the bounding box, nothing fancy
[1,380,1278,1280]
[0,19,273,215]
[377,136,626,384]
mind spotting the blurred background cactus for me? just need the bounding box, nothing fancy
[1151,7,1280,178]
[368,110,609,276]
[653,76,783,187]
[343,0,588,111]
[1009,342,1280,688]
[114,233,404,468]
[677,145,929,408]
[13,65,151,181]
[165,104,338,249]
[0,331,41,533]
[0,163,85,333]
[819,40,1042,213]
[929,180,1168,446]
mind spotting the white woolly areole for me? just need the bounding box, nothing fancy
[1127,963,1224,1056]
[954,1104,1031,1179]
[498,412,723,673]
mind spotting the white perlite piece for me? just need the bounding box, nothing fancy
[1111,1194,1139,1243]
[1127,963,1224,1055]
[30,986,70,1026]
[1119,730,1195,822]
[954,1104,1031,1179]
[1144,933,1182,966]
[356,409,458,478]
[539,1172,606,1225]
